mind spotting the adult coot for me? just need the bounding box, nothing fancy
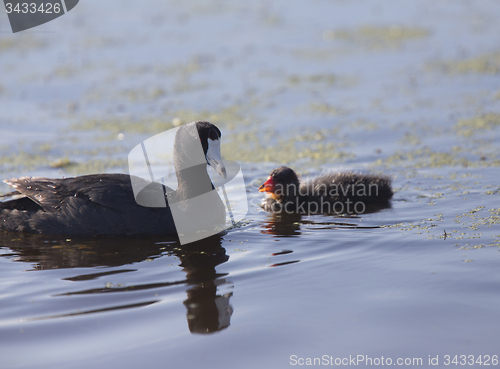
[0,121,226,236]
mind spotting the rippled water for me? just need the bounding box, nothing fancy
[1,1,500,368]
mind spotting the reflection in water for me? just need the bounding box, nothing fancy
[178,238,232,334]
[261,204,391,237]
[0,232,232,334]
[261,211,387,268]
[261,213,303,236]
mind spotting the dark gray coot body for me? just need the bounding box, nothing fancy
[0,121,226,236]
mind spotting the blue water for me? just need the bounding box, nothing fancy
[1,1,500,368]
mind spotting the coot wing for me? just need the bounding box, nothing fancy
[4,174,173,212]
[4,174,132,212]
[3,176,70,211]
[2,174,176,235]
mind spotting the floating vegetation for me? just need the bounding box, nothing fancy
[348,120,379,131]
[454,207,500,230]
[0,36,46,51]
[384,213,443,231]
[71,105,254,134]
[308,102,349,116]
[53,65,79,78]
[288,74,338,86]
[452,207,500,249]
[323,25,430,48]
[285,73,357,92]
[0,149,127,176]
[118,87,167,102]
[430,52,500,74]
[83,37,122,48]
[292,47,351,60]
[172,81,211,94]
[455,113,500,137]
[49,158,76,169]
[71,117,175,135]
[379,147,500,168]
[124,56,205,78]
[222,128,352,164]
[399,132,422,146]
[61,159,128,175]
[0,138,128,176]
[0,152,48,173]
[384,207,500,249]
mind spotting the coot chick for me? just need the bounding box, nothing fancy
[0,121,226,237]
[259,166,392,214]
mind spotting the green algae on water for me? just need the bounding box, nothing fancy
[0,36,46,51]
[222,128,352,164]
[455,113,500,137]
[308,103,349,116]
[61,159,128,175]
[430,53,500,75]
[71,105,254,134]
[323,25,429,49]
[379,147,500,169]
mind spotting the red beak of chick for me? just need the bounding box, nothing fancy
[258,176,276,193]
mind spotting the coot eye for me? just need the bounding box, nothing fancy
[208,129,219,141]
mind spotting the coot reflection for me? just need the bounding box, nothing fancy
[0,233,233,334]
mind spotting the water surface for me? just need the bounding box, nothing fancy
[1,1,500,368]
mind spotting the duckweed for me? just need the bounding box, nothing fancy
[455,113,500,137]
[308,103,348,116]
[118,87,167,102]
[49,158,76,169]
[379,147,500,169]
[222,129,352,164]
[0,152,48,172]
[0,36,46,51]
[62,159,128,175]
[72,105,254,134]
[323,25,429,49]
[383,204,500,250]
[70,117,175,135]
[431,53,500,74]
[287,74,338,86]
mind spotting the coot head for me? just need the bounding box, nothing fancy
[259,166,300,199]
[195,121,226,179]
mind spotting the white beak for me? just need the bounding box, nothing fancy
[206,138,227,179]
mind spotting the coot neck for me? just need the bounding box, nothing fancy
[174,163,214,200]
[173,124,215,201]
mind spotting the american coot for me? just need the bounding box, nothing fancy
[259,166,393,214]
[0,121,226,237]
